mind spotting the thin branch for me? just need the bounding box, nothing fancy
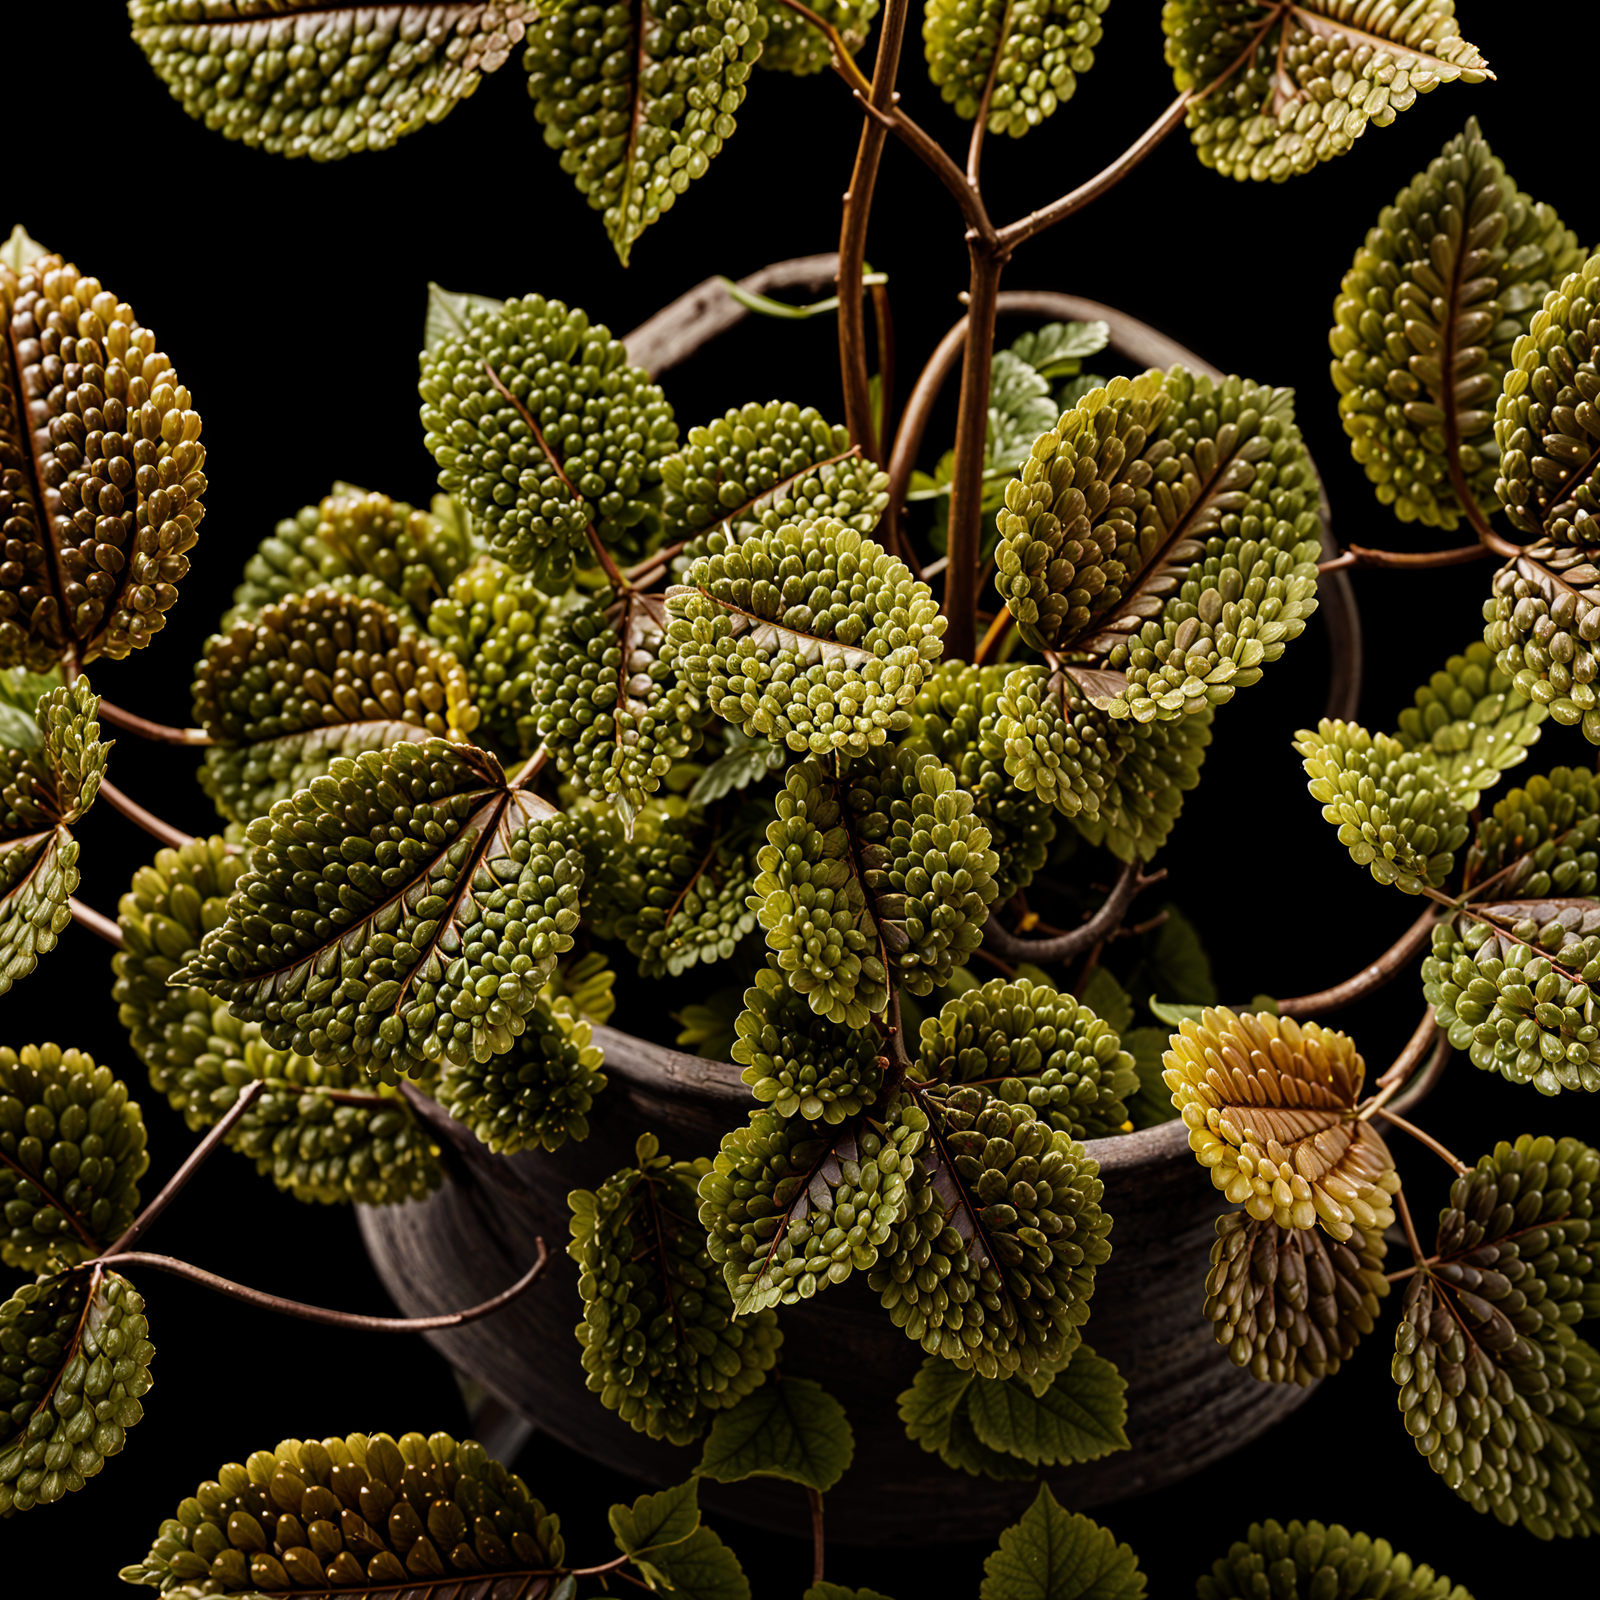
[972,605,1012,666]
[69,896,123,947]
[1275,905,1441,1018]
[96,1240,550,1332]
[1376,1107,1472,1176]
[854,92,996,242]
[97,778,195,851]
[1356,1011,1442,1128]
[94,698,212,746]
[103,1082,267,1258]
[809,1487,826,1587]
[1396,1186,1428,1271]
[871,277,897,464]
[981,859,1151,963]
[1318,542,1493,573]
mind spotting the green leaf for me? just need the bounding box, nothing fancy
[610,1478,704,1558]
[899,1359,1035,1480]
[1,224,48,273]
[1163,1,1490,183]
[128,4,532,160]
[1008,320,1110,381]
[1196,1519,1477,1600]
[966,1346,1129,1466]
[924,0,1108,138]
[425,281,506,353]
[980,1486,1146,1599]
[688,729,785,806]
[695,1376,854,1492]
[1076,967,1133,1036]
[716,272,887,321]
[1330,118,1581,533]
[526,2,765,265]
[642,1525,752,1600]
[806,1586,900,1600]
[1128,904,1217,1012]
[757,0,878,76]
[1121,1026,1177,1129]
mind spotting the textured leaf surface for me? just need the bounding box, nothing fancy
[994,369,1320,721]
[966,1346,1129,1465]
[122,1429,563,1593]
[0,1044,148,1271]
[1,250,204,666]
[896,1357,1031,1481]
[419,293,677,586]
[688,727,785,805]
[806,1586,900,1600]
[980,1485,1145,1599]
[639,1526,751,1600]
[0,1266,151,1515]
[696,1376,854,1491]
[1164,1008,1398,1240]
[1392,1135,1600,1539]
[526,0,765,264]
[1196,1519,1474,1600]
[194,587,472,825]
[924,0,1107,136]
[425,281,507,353]
[610,1476,702,1556]
[733,967,883,1123]
[572,1135,780,1445]
[1330,119,1581,532]
[128,3,534,160]
[175,739,583,1082]
[758,0,877,75]
[1164,1,1490,183]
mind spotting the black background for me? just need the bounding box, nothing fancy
[6,2,1597,1594]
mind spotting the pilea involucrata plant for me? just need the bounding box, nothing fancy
[0,1,1592,1595]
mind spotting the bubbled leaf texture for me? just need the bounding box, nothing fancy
[993,369,1320,720]
[0,1044,148,1271]
[1392,639,1545,804]
[127,4,535,160]
[1393,1135,1600,1539]
[757,0,876,75]
[1197,1520,1473,1600]
[0,1266,152,1516]
[175,740,583,1083]
[1162,1,1489,183]
[1424,768,1600,1095]
[873,1086,1110,1379]
[0,679,107,997]
[993,664,1211,862]
[908,661,1058,901]
[121,1430,563,1594]
[0,250,204,667]
[526,0,766,265]
[665,515,944,759]
[733,967,883,1123]
[700,1103,925,1314]
[1330,119,1581,532]
[438,994,606,1154]
[419,294,677,586]
[1164,1008,1398,1240]
[1294,718,1470,893]
[193,587,473,826]
[595,800,760,978]
[426,556,547,760]
[914,976,1137,1141]
[924,0,1107,137]
[113,835,441,1205]
[570,1134,780,1445]
[226,483,471,632]
[1204,1210,1388,1386]
[533,590,704,827]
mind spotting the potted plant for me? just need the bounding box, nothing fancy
[1,2,1594,1595]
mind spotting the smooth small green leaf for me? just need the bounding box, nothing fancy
[425,281,506,352]
[1146,999,1205,1028]
[610,1478,703,1558]
[943,1403,1036,1481]
[718,272,887,321]
[967,1346,1129,1466]
[642,1525,752,1600]
[695,1376,854,1492]
[1121,1026,1176,1129]
[980,1486,1146,1599]
[897,1357,1030,1480]
[1076,967,1133,1036]
[1129,905,1216,1008]
[551,1580,579,1600]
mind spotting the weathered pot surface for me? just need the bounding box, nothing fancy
[360,1022,1416,1544]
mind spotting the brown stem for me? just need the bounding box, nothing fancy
[768,0,873,93]
[872,277,897,463]
[945,242,1006,661]
[981,859,1149,963]
[94,698,212,746]
[1376,1107,1471,1176]
[1356,1011,1441,1126]
[1275,906,1441,1019]
[809,1487,826,1587]
[97,777,195,851]
[836,0,911,459]
[972,605,1012,666]
[96,1240,549,1332]
[103,1082,267,1258]
[1396,1186,1428,1272]
[69,896,123,947]
[1318,542,1493,572]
